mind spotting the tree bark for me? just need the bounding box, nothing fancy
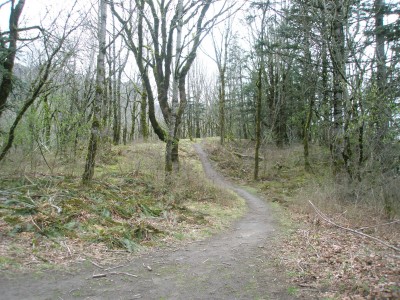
[254,65,262,180]
[82,0,107,183]
[329,1,346,174]
[165,0,184,174]
[0,0,25,121]
[130,94,137,141]
[122,86,131,145]
[211,22,231,146]
[140,80,148,141]
[253,5,267,180]
[302,9,314,172]
[374,0,388,150]
[219,72,226,145]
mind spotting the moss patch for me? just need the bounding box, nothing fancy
[0,141,245,270]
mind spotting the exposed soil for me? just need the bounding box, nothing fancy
[0,144,298,300]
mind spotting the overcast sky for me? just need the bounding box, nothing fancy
[1,0,398,79]
[0,0,90,32]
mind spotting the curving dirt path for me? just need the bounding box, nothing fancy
[0,144,296,300]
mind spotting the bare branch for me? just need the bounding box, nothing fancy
[309,201,400,252]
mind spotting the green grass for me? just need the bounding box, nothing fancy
[0,140,245,268]
[0,256,21,269]
[287,286,299,296]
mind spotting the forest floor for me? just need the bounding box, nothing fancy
[1,139,399,299]
[0,140,301,299]
[204,140,399,300]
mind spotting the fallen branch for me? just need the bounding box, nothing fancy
[90,260,131,273]
[48,195,62,214]
[105,249,129,253]
[90,260,105,269]
[110,271,138,278]
[105,264,125,271]
[357,220,400,231]
[61,241,72,256]
[30,216,42,232]
[232,151,264,161]
[143,263,152,271]
[92,271,138,279]
[309,201,400,252]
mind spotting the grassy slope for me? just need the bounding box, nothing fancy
[0,140,245,271]
[203,139,399,300]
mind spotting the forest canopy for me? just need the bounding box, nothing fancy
[0,0,398,193]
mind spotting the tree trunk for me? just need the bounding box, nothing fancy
[321,16,330,146]
[302,13,314,172]
[42,95,51,147]
[82,0,107,184]
[122,87,130,145]
[219,72,226,145]
[275,69,288,148]
[0,0,25,121]
[130,96,137,141]
[267,57,275,132]
[254,65,262,180]
[342,91,353,179]
[330,3,346,174]
[165,0,183,174]
[374,0,388,151]
[357,93,364,181]
[140,81,148,141]
[112,20,120,145]
[304,83,315,172]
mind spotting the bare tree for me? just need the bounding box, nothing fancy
[328,0,349,174]
[253,4,267,180]
[82,0,108,183]
[0,3,82,162]
[111,0,235,174]
[210,21,233,146]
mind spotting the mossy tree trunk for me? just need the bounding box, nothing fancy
[373,0,388,156]
[254,5,267,180]
[130,93,137,142]
[301,6,315,172]
[140,80,148,141]
[0,0,25,121]
[329,1,347,175]
[82,0,107,184]
[254,65,262,180]
[165,0,183,174]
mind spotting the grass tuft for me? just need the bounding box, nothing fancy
[0,140,245,269]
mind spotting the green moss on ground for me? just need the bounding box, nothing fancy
[0,141,245,269]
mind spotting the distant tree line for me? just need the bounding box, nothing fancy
[0,0,398,186]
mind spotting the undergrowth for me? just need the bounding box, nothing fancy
[0,140,244,269]
[204,139,400,299]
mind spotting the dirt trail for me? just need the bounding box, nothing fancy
[0,144,297,300]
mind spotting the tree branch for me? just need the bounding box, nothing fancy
[309,201,400,252]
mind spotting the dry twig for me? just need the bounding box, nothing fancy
[92,271,138,278]
[90,261,105,269]
[61,241,72,256]
[357,220,400,231]
[105,264,125,271]
[309,201,400,252]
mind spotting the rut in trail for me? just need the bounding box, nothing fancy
[0,144,296,300]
